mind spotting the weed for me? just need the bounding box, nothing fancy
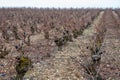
[15,56,32,80]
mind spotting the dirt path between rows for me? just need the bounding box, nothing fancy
[23,11,104,80]
[100,11,120,80]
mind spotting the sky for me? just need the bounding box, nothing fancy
[0,0,120,8]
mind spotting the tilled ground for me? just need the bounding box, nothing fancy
[0,10,120,80]
[100,11,120,80]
